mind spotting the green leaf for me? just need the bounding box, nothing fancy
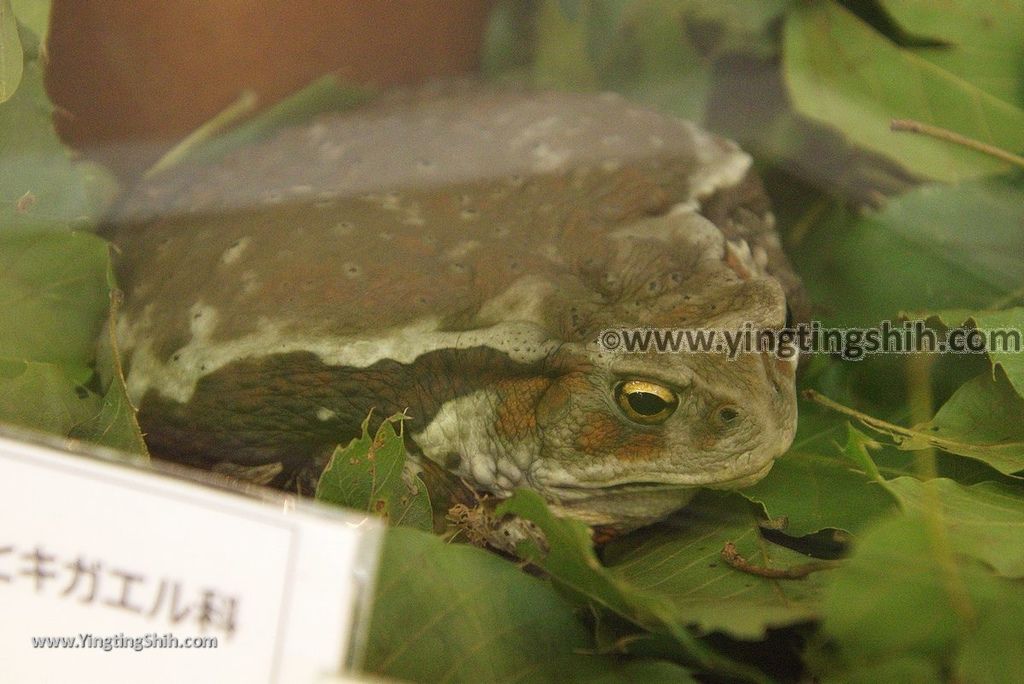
[819,514,1024,675]
[835,423,886,482]
[67,295,148,458]
[480,0,537,80]
[0,54,118,233]
[498,491,778,682]
[822,656,941,684]
[791,399,1014,489]
[0,0,23,103]
[9,0,48,49]
[604,492,830,640]
[921,307,1024,400]
[0,232,110,369]
[807,369,1024,478]
[500,489,828,660]
[878,0,1024,107]
[792,177,1024,327]
[0,32,143,451]
[957,595,1024,684]
[67,376,147,457]
[0,20,143,455]
[533,0,600,90]
[498,489,660,625]
[783,2,1024,182]
[316,415,433,531]
[363,526,697,683]
[0,358,99,434]
[593,0,712,121]
[565,659,700,683]
[909,370,1024,476]
[885,477,1024,578]
[0,232,147,458]
[742,406,898,536]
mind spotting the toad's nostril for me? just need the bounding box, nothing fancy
[712,405,742,429]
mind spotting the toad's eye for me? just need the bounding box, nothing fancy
[614,380,679,425]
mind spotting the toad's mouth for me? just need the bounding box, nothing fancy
[545,459,775,495]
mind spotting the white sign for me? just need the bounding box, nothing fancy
[0,428,382,684]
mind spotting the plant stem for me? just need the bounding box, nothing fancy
[145,90,259,178]
[891,119,1024,169]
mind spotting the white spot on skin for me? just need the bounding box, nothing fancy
[189,302,219,339]
[306,121,329,142]
[443,240,481,261]
[511,115,562,145]
[241,270,260,295]
[220,237,251,266]
[536,243,564,265]
[402,203,425,226]
[362,193,402,211]
[319,142,348,161]
[316,407,337,421]
[530,142,570,173]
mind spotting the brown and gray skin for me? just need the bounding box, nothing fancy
[106,86,803,531]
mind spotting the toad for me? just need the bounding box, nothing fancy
[106,86,803,532]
